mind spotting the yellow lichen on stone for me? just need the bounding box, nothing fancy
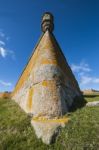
[41,59,58,65]
[42,80,55,87]
[27,87,34,110]
[32,116,70,124]
[12,31,58,96]
[12,38,40,96]
[42,80,49,87]
[12,30,80,97]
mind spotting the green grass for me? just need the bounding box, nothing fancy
[84,94,99,102]
[0,98,99,150]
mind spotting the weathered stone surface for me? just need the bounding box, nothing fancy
[42,12,54,32]
[12,30,81,114]
[31,116,69,144]
[12,13,81,144]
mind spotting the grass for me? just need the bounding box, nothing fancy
[0,97,99,150]
[84,94,99,102]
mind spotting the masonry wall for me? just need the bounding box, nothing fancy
[12,31,81,116]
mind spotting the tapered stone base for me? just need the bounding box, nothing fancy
[31,116,69,144]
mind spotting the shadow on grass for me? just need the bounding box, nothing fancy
[69,95,87,112]
[84,94,99,98]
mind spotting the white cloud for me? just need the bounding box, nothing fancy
[0,80,12,87]
[0,47,15,59]
[71,61,99,90]
[94,78,99,83]
[80,75,99,85]
[0,30,15,59]
[80,76,92,85]
[0,40,5,46]
[0,47,7,58]
[71,61,91,73]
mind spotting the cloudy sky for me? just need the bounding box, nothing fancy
[0,0,99,92]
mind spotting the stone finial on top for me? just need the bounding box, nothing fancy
[41,12,54,33]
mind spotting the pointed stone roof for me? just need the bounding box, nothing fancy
[12,12,81,144]
[13,13,80,96]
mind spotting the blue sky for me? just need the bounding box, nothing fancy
[0,0,99,92]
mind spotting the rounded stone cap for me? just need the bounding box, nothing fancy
[41,12,54,33]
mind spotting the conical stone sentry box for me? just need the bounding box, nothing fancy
[12,12,81,144]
